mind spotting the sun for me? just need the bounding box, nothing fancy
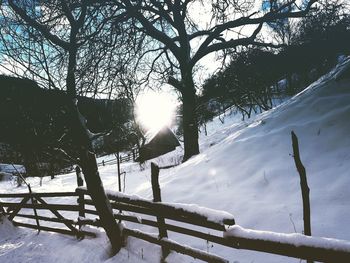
[136,91,176,131]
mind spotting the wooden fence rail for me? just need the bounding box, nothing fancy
[1,185,350,262]
[97,150,138,167]
[75,186,350,263]
[0,191,95,238]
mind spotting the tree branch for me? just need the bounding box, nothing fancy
[8,0,70,50]
[192,0,318,64]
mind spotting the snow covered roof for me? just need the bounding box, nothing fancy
[137,126,180,162]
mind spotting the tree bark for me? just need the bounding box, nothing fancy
[181,75,199,162]
[79,149,122,252]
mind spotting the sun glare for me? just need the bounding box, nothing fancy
[136,91,176,131]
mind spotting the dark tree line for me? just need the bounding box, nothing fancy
[0,75,133,177]
[198,0,350,124]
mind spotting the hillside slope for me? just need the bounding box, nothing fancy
[1,58,350,263]
[134,58,350,262]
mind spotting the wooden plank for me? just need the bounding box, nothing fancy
[0,202,80,212]
[0,192,78,198]
[84,208,99,215]
[79,210,350,262]
[224,234,350,263]
[78,210,234,249]
[7,196,30,221]
[113,213,227,245]
[77,188,234,227]
[84,198,227,231]
[123,227,228,263]
[85,199,152,215]
[77,207,229,247]
[12,221,96,237]
[14,213,77,225]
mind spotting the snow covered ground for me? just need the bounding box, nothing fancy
[1,58,350,262]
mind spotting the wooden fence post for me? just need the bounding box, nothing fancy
[116,152,121,192]
[76,165,85,233]
[75,165,84,187]
[151,162,169,261]
[132,149,136,161]
[291,131,313,263]
[78,192,85,218]
[77,191,85,235]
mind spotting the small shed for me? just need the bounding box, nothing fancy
[136,126,180,162]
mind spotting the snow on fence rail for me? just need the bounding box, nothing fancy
[1,165,350,262]
[75,187,350,263]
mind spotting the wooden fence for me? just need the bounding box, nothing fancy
[97,149,139,167]
[1,164,350,262]
[0,191,95,238]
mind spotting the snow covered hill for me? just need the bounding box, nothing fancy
[1,58,350,262]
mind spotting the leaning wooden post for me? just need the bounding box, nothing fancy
[151,162,169,261]
[11,164,40,233]
[28,184,41,234]
[291,131,313,263]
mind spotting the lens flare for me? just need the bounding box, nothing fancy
[136,91,176,131]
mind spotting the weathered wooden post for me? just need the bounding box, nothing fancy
[291,131,313,263]
[77,191,85,234]
[116,152,121,192]
[77,192,85,218]
[75,165,84,187]
[151,162,169,261]
[132,149,136,161]
[75,165,85,231]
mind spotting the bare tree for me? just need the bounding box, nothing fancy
[5,0,123,253]
[114,0,318,161]
[0,2,65,89]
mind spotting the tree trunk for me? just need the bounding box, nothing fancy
[66,43,122,253]
[22,148,39,177]
[181,76,199,162]
[67,100,122,253]
[79,149,122,252]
